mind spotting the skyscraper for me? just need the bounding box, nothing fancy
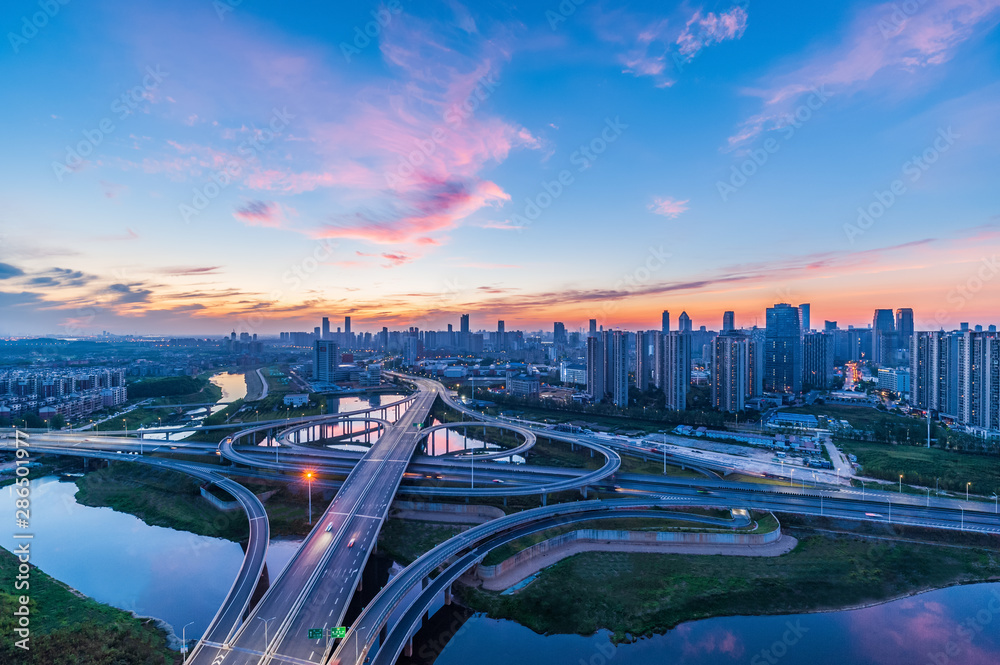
[661,331,691,411]
[553,322,567,346]
[895,308,914,351]
[799,303,811,332]
[872,309,896,366]
[722,311,735,333]
[661,310,670,334]
[711,334,748,412]
[586,330,629,407]
[635,330,658,391]
[678,311,692,333]
[460,314,470,334]
[312,340,339,381]
[765,303,802,394]
[803,332,835,389]
[589,318,598,338]
[322,317,330,340]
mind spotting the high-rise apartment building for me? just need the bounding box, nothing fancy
[586,330,629,407]
[872,309,896,366]
[312,340,339,381]
[799,303,811,332]
[678,311,692,333]
[661,331,691,411]
[711,334,748,412]
[553,322,567,346]
[661,311,670,334]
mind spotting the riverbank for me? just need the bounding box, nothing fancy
[0,548,180,664]
[458,520,1000,641]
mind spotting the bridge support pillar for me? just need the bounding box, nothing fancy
[502,496,507,507]
[380,623,388,645]
[445,584,452,605]
[541,493,547,507]
[581,485,588,499]
[165,432,170,441]
[591,448,594,457]
[404,636,413,657]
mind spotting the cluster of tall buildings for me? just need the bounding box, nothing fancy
[0,368,128,421]
[911,327,1000,435]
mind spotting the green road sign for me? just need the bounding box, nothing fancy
[308,628,323,639]
[332,627,348,639]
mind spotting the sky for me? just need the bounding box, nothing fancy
[1,0,998,337]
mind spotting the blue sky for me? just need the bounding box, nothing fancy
[1,0,998,336]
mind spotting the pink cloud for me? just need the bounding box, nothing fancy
[676,6,749,60]
[729,0,1000,147]
[233,200,286,228]
[648,196,690,218]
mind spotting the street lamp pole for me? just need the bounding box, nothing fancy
[860,479,865,499]
[993,492,998,514]
[305,472,313,524]
[899,475,903,494]
[257,616,276,654]
[181,621,194,663]
[967,482,971,502]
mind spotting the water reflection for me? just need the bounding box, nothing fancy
[432,583,1000,665]
[423,418,525,464]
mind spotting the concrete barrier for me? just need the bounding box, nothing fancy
[478,519,782,580]
[200,484,240,511]
[392,500,505,521]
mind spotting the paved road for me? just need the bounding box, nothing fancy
[190,379,439,665]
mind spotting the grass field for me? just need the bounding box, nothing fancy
[781,403,897,430]
[75,463,249,541]
[378,519,464,565]
[0,548,180,664]
[527,437,603,470]
[840,441,1000,495]
[462,529,1000,640]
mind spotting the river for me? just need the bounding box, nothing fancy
[430,583,1000,665]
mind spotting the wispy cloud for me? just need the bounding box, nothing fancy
[729,0,1000,147]
[233,200,286,228]
[648,196,690,218]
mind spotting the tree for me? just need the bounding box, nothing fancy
[50,414,66,430]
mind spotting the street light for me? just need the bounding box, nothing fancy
[993,492,998,514]
[899,474,903,494]
[860,479,866,499]
[257,616,276,654]
[966,482,971,502]
[305,472,313,524]
[181,621,194,662]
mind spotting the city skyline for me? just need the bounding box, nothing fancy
[2,0,999,336]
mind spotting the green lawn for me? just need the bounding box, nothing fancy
[378,519,464,565]
[0,548,180,664]
[841,441,1000,495]
[462,531,1000,641]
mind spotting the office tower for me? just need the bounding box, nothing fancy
[313,326,321,338]
[711,334,748,412]
[961,322,970,332]
[895,308,914,350]
[872,309,896,366]
[661,310,670,334]
[824,320,837,332]
[661,331,691,411]
[635,330,658,391]
[721,311,735,333]
[322,317,330,340]
[381,326,388,350]
[344,316,351,334]
[799,303,811,332]
[589,319,598,338]
[312,340,339,381]
[764,303,802,394]
[460,314,470,334]
[554,322,567,346]
[803,332,835,389]
[678,311,692,333]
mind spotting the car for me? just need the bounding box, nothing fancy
[697,489,714,495]
[491,479,504,483]
[325,522,334,532]
[347,537,356,547]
